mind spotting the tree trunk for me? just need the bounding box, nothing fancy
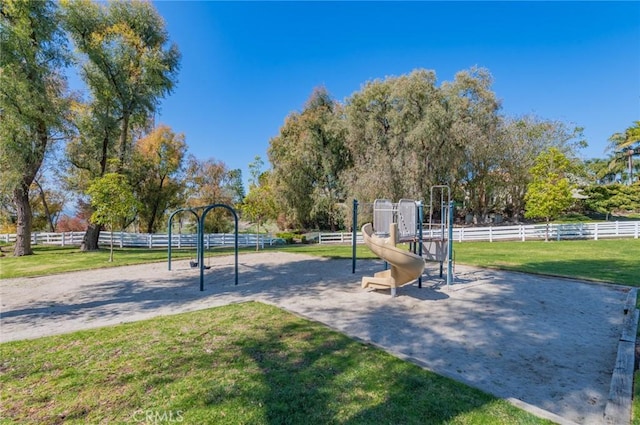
[256,218,261,251]
[12,186,33,256]
[34,179,55,232]
[12,121,47,256]
[109,230,114,262]
[81,223,102,251]
[545,219,550,242]
[118,112,130,170]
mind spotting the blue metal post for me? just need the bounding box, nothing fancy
[447,200,454,288]
[201,204,239,290]
[168,218,173,271]
[198,214,205,291]
[417,201,423,288]
[167,208,198,271]
[352,199,358,274]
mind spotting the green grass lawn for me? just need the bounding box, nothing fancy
[453,238,640,287]
[0,245,253,279]
[2,239,638,286]
[1,239,638,423]
[0,302,552,424]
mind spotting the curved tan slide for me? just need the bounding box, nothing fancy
[361,222,425,296]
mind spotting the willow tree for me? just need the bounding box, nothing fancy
[0,0,70,256]
[344,69,461,203]
[443,68,502,223]
[61,0,180,250]
[269,87,350,229]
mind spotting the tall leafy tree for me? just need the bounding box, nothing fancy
[581,184,640,220]
[583,157,619,185]
[86,173,137,262]
[607,121,640,185]
[242,157,277,250]
[30,174,66,232]
[524,148,576,240]
[131,125,186,233]
[64,99,122,250]
[0,0,70,256]
[185,156,238,233]
[269,87,350,229]
[444,68,502,223]
[498,116,585,221]
[226,169,246,206]
[61,0,180,250]
[344,69,461,204]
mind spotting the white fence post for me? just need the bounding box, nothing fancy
[594,223,599,241]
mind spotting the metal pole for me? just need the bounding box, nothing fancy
[447,200,454,288]
[168,217,173,271]
[352,199,358,274]
[198,214,205,291]
[201,204,239,288]
[417,201,423,288]
[234,213,239,286]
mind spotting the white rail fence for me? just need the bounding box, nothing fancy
[1,221,639,248]
[318,221,640,244]
[0,231,282,249]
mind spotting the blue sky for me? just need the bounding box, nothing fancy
[152,1,640,185]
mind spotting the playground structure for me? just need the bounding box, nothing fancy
[356,186,454,295]
[361,222,425,297]
[167,204,239,291]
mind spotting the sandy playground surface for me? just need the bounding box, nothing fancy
[0,251,634,424]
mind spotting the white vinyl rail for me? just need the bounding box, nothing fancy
[317,221,640,244]
[1,221,638,247]
[0,231,282,248]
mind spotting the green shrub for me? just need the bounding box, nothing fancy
[276,232,295,244]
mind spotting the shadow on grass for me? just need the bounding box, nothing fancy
[1,253,628,423]
[212,315,505,424]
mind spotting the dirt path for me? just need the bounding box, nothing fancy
[0,252,632,424]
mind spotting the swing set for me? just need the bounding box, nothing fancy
[167,203,239,291]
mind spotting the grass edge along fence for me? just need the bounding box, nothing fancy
[1,221,639,248]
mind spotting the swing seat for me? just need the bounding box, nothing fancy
[189,261,198,268]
